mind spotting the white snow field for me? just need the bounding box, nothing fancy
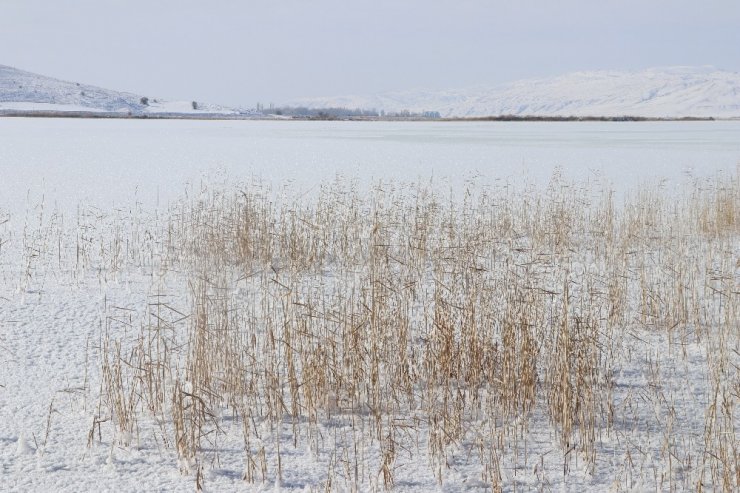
[2,118,740,218]
[0,119,738,492]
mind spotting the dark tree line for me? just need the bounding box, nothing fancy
[261,106,441,119]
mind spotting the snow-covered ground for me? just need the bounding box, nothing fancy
[0,119,738,492]
[288,66,740,118]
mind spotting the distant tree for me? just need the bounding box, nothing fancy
[192,101,198,110]
[140,96,149,106]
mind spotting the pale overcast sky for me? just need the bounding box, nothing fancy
[1,0,738,107]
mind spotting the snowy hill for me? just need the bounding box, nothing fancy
[0,64,249,116]
[288,67,740,118]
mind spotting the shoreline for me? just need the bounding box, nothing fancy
[0,109,728,122]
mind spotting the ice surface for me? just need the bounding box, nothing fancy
[1,118,739,220]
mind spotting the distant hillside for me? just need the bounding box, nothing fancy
[0,64,252,116]
[287,67,740,119]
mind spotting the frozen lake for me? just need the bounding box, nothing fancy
[1,117,738,492]
[1,118,739,216]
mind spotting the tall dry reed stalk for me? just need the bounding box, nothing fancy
[87,168,739,490]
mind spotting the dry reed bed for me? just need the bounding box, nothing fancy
[6,170,738,490]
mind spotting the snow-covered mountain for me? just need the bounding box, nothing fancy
[288,67,740,118]
[5,65,739,119]
[0,64,248,116]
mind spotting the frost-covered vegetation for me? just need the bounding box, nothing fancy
[1,169,738,491]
